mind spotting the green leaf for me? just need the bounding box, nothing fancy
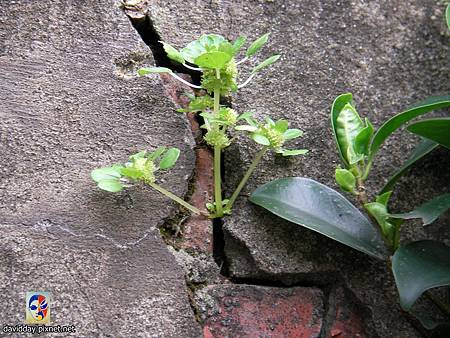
[331,93,354,166]
[390,193,450,226]
[407,118,450,149]
[283,129,303,140]
[265,117,275,126]
[161,42,185,64]
[380,139,438,194]
[274,119,289,132]
[180,34,228,63]
[336,103,364,165]
[194,51,232,69]
[120,167,143,180]
[365,201,402,249]
[281,149,308,156]
[97,179,123,192]
[376,191,392,206]
[354,118,374,155]
[249,177,388,259]
[237,112,254,120]
[447,3,450,30]
[392,240,450,311]
[159,148,180,170]
[252,133,271,146]
[246,33,270,57]
[91,167,122,183]
[335,168,356,193]
[130,151,147,160]
[252,55,280,74]
[235,125,258,132]
[148,147,167,161]
[232,36,246,54]
[138,67,172,76]
[369,95,450,164]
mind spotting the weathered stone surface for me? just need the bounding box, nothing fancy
[0,1,200,336]
[196,284,324,338]
[138,0,449,336]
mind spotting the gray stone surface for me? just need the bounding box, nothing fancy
[142,0,450,336]
[0,1,200,337]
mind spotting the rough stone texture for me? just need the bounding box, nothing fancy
[137,0,450,336]
[196,284,324,338]
[0,1,200,336]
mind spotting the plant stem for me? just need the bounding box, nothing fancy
[225,146,268,213]
[212,68,223,217]
[356,177,368,205]
[149,182,204,216]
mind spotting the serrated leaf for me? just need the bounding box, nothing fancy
[369,95,450,164]
[232,36,246,54]
[392,240,450,311]
[148,147,167,161]
[161,42,185,64]
[91,167,122,183]
[235,125,258,132]
[159,148,180,169]
[281,149,308,156]
[283,129,303,140]
[390,193,450,226]
[380,139,438,194]
[98,179,123,192]
[138,67,172,76]
[180,34,227,63]
[252,54,280,74]
[252,133,270,146]
[407,118,450,149]
[246,33,270,57]
[250,177,388,259]
[194,51,232,69]
[274,119,289,133]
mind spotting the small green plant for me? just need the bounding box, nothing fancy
[251,93,450,328]
[91,33,307,218]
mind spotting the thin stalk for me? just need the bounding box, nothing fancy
[212,67,223,217]
[238,74,255,89]
[169,72,202,89]
[225,147,268,213]
[149,182,204,216]
[236,57,248,65]
[182,63,202,71]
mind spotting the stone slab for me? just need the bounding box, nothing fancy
[0,1,200,336]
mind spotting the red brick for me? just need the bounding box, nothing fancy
[201,284,324,338]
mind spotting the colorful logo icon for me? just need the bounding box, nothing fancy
[25,292,50,324]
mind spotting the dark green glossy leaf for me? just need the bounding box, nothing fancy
[159,148,180,170]
[98,179,123,192]
[380,139,438,194]
[91,167,122,183]
[161,42,185,64]
[407,118,450,149]
[281,149,308,156]
[390,193,450,226]
[392,240,450,311]
[246,33,270,57]
[194,51,232,69]
[369,95,450,163]
[252,55,280,74]
[250,177,388,259]
[138,67,172,75]
[331,93,353,166]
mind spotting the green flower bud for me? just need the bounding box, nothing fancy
[133,158,156,184]
[204,127,231,148]
[335,167,356,193]
[218,107,238,125]
[201,59,238,95]
[260,125,285,149]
